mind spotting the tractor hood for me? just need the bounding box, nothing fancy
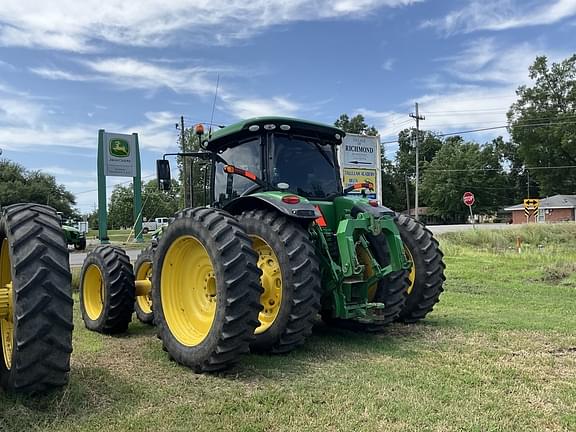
[206,117,346,152]
[62,224,85,237]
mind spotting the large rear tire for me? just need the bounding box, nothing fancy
[79,245,135,334]
[152,208,262,372]
[74,237,87,251]
[0,204,73,394]
[134,247,154,325]
[238,209,321,353]
[394,214,445,323]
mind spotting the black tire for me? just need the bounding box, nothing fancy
[134,246,154,325]
[0,204,73,394]
[79,245,135,334]
[238,209,321,353]
[74,237,87,251]
[394,214,446,323]
[152,208,262,372]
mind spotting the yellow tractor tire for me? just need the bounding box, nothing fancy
[0,204,73,394]
[394,214,445,323]
[134,247,154,325]
[79,245,135,334]
[238,209,321,353]
[152,208,263,372]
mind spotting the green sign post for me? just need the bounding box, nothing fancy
[97,130,143,243]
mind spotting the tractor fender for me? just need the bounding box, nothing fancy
[223,195,320,220]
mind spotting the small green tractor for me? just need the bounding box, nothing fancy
[57,213,87,251]
[79,117,445,372]
[0,204,73,394]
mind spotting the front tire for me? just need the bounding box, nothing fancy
[394,214,446,323]
[152,208,262,372]
[0,204,73,394]
[74,237,87,251]
[79,245,135,334]
[238,209,321,353]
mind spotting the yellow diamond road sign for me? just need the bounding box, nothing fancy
[523,198,540,218]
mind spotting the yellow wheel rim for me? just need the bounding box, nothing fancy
[83,264,105,321]
[253,236,282,335]
[0,238,14,370]
[135,260,153,314]
[404,246,416,295]
[161,236,216,346]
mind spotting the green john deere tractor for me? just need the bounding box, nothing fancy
[79,117,445,372]
[0,204,73,394]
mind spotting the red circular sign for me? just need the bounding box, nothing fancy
[463,192,475,206]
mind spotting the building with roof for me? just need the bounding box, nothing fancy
[504,195,576,224]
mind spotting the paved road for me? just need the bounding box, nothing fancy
[69,223,513,267]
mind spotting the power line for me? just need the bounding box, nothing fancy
[381,119,576,145]
[424,165,576,173]
[425,107,509,114]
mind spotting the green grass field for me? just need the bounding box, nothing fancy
[85,229,152,249]
[2,225,576,432]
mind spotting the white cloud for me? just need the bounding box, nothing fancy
[442,38,547,85]
[424,0,576,34]
[223,96,301,119]
[0,0,421,52]
[381,58,396,71]
[30,57,306,121]
[360,38,573,152]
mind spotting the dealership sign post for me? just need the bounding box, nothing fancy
[97,130,143,243]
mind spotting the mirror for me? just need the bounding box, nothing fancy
[156,159,171,191]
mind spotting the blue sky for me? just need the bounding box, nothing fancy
[0,0,575,212]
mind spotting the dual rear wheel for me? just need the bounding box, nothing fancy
[79,208,320,372]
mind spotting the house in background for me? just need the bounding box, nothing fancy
[504,195,576,224]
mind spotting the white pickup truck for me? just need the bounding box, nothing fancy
[141,217,170,234]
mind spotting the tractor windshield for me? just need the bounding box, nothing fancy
[271,134,341,199]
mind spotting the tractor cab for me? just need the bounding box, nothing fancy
[207,117,345,205]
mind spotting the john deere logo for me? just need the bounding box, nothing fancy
[109,139,130,157]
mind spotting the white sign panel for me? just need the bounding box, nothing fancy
[103,133,137,177]
[342,135,378,168]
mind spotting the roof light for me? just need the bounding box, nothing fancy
[280,124,291,131]
[263,124,276,130]
[369,200,379,207]
[335,133,341,140]
[282,195,300,204]
[194,123,205,135]
[248,125,260,132]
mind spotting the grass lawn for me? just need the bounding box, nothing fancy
[85,229,152,249]
[1,225,575,431]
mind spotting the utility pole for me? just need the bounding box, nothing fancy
[179,115,188,208]
[409,102,425,221]
[405,174,410,216]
